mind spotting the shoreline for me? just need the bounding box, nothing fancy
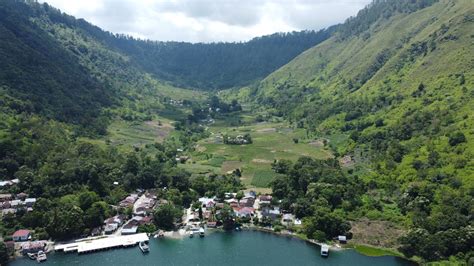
[239,225,417,263]
[11,226,415,264]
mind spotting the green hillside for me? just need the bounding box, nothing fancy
[243,0,473,262]
[0,0,472,264]
[257,0,473,186]
[0,0,208,135]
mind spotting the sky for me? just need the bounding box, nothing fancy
[39,0,372,43]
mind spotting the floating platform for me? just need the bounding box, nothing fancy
[55,233,149,254]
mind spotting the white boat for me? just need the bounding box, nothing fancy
[320,244,329,257]
[189,231,194,238]
[27,253,37,260]
[139,241,149,253]
[199,227,205,237]
[36,251,47,262]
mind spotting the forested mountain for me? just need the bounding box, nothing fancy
[0,0,330,133]
[0,0,186,135]
[242,0,473,262]
[108,30,333,89]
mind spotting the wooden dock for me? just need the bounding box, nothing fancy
[54,233,149,254]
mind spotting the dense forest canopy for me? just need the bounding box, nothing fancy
[110,30,334,89]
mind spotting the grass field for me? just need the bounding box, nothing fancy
[79,116,176,152]
[185,121,333,189]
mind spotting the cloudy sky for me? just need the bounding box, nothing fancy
[39,0,371,43]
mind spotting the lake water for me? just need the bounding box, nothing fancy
[10,230,416,266]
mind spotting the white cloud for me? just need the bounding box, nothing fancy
[39,0,371,42]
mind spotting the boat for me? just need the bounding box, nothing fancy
[36,251,47,262]
[189,231,194,238]
[199,227,205,237]
[139,241,149,253]
[26,252,37,260]
[320,244,329,257]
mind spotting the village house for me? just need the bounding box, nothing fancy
[16,192,28,200]
[2,208,16,216]
[12,229,31,242]
[0,179,19,188]
[198,197,216,208]
[121,223,138,235]
[1,201,11,209]
[239,196,255,208]
[134,197,156,216]
[24,198,36,208]
[225,198,239,208]
[119,194,139,208]
[10,199,23,208]
[282,213,294,224]
[244,191,257,199]
[20,241,46,255]
[338,235,347,244]
[104,223,118,235]
[104,214,127,234]
[261,207,281,221]
[259,195,272,205]
[0,194,13,202]
[233,207,255,218]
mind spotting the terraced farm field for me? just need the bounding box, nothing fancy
[181,122,333,190]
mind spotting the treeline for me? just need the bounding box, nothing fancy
[337,0,439,40]
[5,0,334,91]
[112,30,333,89]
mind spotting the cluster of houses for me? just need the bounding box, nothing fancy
[168,99,184,106]
[102,191,159,236]
[7,230,48,255]
[187,191,301,229]
[223,134,252,145]
[0,193,37,216]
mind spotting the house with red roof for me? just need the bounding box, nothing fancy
[12,229,31,242]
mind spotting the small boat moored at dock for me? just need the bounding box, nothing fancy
[199,227,205,237]
[26,253,37,260]
[139,241,149,253]
[189,231,194,238]
[36,251,47,262]
[320,244,329,257]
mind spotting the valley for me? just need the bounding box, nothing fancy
[0,0,472,265]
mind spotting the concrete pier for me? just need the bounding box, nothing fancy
[54,233,149,254]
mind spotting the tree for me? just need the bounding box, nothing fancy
[153,204,182,231]
[84,201,109,228]
[78,191,100,210]
[198,206,203,221]
[0,241,9,265]
[271,159,293,174]
[448,132,466,146]
[47,205,85,239]
[218,204,235,231]
[236,191,244,201]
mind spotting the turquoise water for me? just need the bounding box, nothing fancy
[10,231,415,266]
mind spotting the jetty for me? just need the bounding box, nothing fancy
[54,233,149,254]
